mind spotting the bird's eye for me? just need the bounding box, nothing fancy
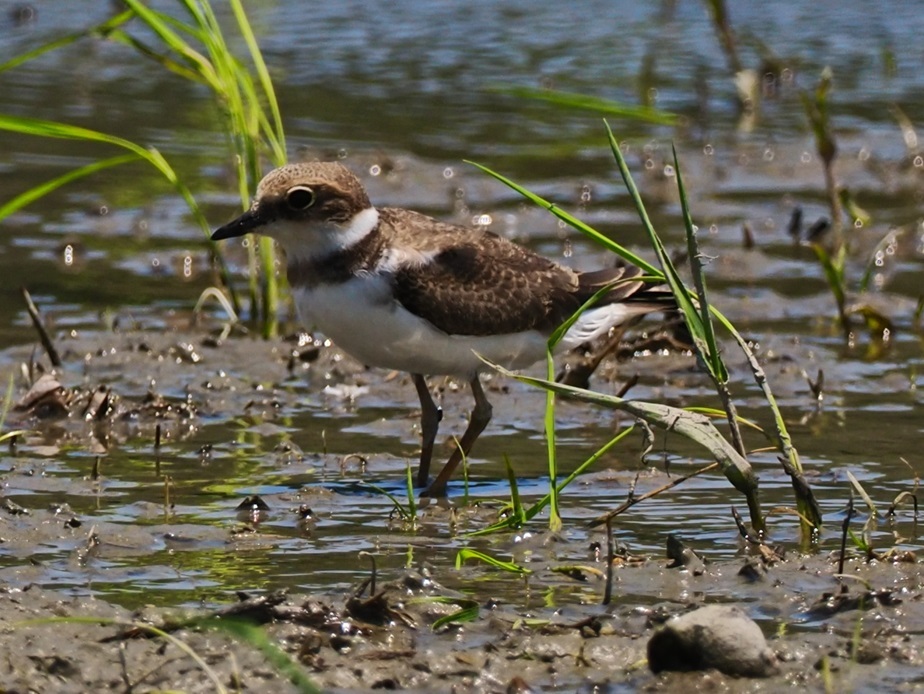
[285,186,316,211]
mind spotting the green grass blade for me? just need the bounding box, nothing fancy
[0,10,134,73]
[229,0,286,164]
[487,359,758,500]
[406,462,417,520]
[0,372,28,441]
[431,603,480,630]
[685,406,764,433]
[1,373,16,430]
[536,348,561,533]
[0,113,239,315]
[0,114,207,230]
[668,141,751,482]
[711,309,795,452]
[0,430,28,444]
[603,122,716,379]
[361,482,411,521]
[257,235,280,337]
[466,514,523,537]
[103,29,209,85]
[119,0,220,90]
[543,349,562,531]
[455,548,531,575]
[811,242,847,321]
[468,420,629,536]
[672,143,727,382]
[493,85,680,126]
[160,0,281,336]
[519,425,635,523]
[2,0,269,331]
[465,160,661,276]
[0,113,152,150]
[708,306,821,528]
[503,455,527,527]
[0,153,140,222]
[410,597,480,630]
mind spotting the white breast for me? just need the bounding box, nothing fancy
[293,276,550,378]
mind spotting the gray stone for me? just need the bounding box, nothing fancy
[647,604,778,677]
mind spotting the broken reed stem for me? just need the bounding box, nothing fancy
[163,474,173,516]
[837,496,852,590]
[154,424,163,476]
[705,0,742,75]
[823,159,843,236]
[731,506,764,545]
[353,552,378,597]
[728,328,823,532]
[603,516,614,605]
[589,461,720,527]
[21,286,61,367]
[715,383,748,458]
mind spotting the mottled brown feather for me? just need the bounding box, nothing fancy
[379,208,659,336]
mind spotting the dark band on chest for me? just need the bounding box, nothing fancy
[287,224,385,288]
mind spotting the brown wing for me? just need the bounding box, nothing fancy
[392,230,584,337]
[381,208,670,336]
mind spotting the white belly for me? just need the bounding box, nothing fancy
[294,277,549,378]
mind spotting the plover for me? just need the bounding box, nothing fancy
[212,162,672,497]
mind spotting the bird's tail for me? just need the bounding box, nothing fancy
[557,265,676,350]
[578,265,676,310]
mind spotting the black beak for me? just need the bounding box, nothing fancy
[211,207,268,241]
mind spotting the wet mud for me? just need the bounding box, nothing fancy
[2,551,923,692]
[1,328,923,691]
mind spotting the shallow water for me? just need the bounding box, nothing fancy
[0,1,922,615]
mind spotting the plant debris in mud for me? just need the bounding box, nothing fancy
[4,551,924,692]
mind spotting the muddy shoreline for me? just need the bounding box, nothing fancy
[1,328,922,691]
[2,553,922,692]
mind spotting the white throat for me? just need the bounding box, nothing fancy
[275,206,379,264]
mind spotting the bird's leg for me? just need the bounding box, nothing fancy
[412,373,442,488]
[424,376,493,497]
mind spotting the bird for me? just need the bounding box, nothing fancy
[211,162,673,497]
